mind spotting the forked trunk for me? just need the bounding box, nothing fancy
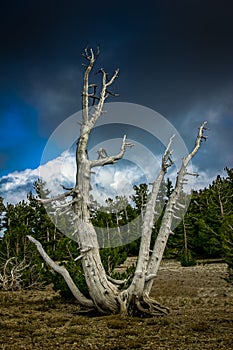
[27,47,207,317]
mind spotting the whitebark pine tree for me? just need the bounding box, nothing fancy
[28,47,208,316]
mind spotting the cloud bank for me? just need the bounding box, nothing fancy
[0,147,223,206]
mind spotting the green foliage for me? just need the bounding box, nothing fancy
[166,168,233,262]
[1,168,233,293]
[0,199,43,289]
[1,182,142,294]
[112,263,136,289]
[179,249,196,267]
[0,180,58,289]
[49,260,88,299]
[221,214,233,268]
[100,247,128,274]
[131,184,148,214]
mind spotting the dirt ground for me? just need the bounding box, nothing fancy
[0,260,233,350]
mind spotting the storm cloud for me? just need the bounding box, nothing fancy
[0,0,232,187]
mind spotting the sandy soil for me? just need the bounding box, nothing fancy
[0,260,232,349]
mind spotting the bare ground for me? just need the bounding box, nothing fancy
[0,260,232,350]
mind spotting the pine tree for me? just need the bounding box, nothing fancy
[220,168,233,281]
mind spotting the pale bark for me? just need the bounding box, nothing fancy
[127,135,174,300]
[68,48,129,313]
[0,257,30,290]
[27,47,207,316]
[27,235,94,308]
[144,121,207,295]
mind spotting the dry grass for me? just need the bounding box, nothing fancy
[0,261,233,349]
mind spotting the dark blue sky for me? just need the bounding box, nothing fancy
[0,0,233,179]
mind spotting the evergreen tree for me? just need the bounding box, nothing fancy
[221,214,233,269]
[219,168,233,281]
[131,184,149,215]
[172,168,233,261]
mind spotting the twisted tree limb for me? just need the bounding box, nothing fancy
[27,235,94,308]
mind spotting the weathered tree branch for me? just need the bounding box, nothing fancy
[36,189,75,204]
[27,235,94,308]
[90,135,133,168]
[106,275,129,286]
[127,135,175,298]
[162,134,175,170]
[55,197,79,210]
[82,47,95,123]
[144,122,208,295]
[88,68,119,128]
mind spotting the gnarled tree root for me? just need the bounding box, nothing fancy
[128,295,169,317]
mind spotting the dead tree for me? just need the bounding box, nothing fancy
[27,47,207,316]
[0,257,30,290]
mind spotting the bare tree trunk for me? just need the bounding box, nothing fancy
[126,136,174,312]
[66,48,130,313]
[28,47,207,316]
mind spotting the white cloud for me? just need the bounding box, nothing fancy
[0,150,75,204]
[39,149,76,195]
[91,163,145,205]
[166,163,225,193]
[0,147,222,205]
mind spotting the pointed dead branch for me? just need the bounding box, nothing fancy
[74,254,84,262]
[162,134,175,170]
[145,274,157,282]
[57,206,72,217]
[106,275,129,285]
[185,172,199,177]
[176,202,186,209]
[173,214,182,220]
[56,198,79,210]
[106,90,119,97]
[80,247,92,254]
[37,189,75,204]
[97,148,108,159]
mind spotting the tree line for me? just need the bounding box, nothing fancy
[0,167,232,293]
